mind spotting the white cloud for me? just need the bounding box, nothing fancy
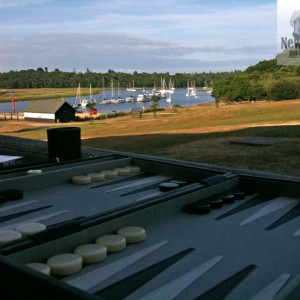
[0,0,277,73]
[0,0,49,9]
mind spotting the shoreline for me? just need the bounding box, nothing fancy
[0,87,210,103]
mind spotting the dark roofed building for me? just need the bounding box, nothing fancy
[24,100,76,123]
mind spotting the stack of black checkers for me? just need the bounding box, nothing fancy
[0,189,23,203]
[222,191,247,203]
[208,199,224,209]
[184,202,211,215]
[184,191,247,215]
[222,195,235,204]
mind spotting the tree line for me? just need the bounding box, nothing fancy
[213,59,300,103]
[0,67,236,90]
[2,59,298,102]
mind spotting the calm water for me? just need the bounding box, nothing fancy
[0,88,215,114]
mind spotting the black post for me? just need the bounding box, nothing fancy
[47,127,81,162]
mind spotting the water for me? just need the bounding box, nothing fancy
[0,89,215,114]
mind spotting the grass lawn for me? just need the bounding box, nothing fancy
[1,100,300,176]
[0,88,102,102]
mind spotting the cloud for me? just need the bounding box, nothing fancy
[0,33,222,69]
[0,31,275,73]
[0,0,277,73]
[0,0,49,8]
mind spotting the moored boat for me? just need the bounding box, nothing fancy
[136,94,150,102]
[126,80,136,92]
[186,81,199,98]
[116,97,126,103]
[78,84,97,107]
[166,92,172,102]
[126,95,136,102]
[100,99,111,104]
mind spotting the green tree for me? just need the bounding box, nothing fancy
[268,80,299,100]
[248,84,267,100]
[150,95,159,117]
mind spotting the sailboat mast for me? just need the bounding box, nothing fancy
[102,78,105,100]
[78,83,82,103]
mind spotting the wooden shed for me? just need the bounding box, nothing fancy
[24,100,76,123]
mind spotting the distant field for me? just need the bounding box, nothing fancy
[1,100,300,176]
[0,88,102,102]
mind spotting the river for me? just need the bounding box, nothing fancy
[0,88,215,114]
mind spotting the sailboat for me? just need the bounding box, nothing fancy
[166,92,172,103]
[110,79,118,103]
[186,81,199,98]
[73,83,83,108]
[126,95,136,102]
[100,78,111,104]
[159,77,168,98]
[80,84,96,107]
[116,82,125,103]
[168,78,175,93]
[89,84,97,104]
[126,80,136,92]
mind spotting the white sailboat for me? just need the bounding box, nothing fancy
[110,79,119,103]
[100,78,111,104]
[73,83,94,108]
[171,79,176,92]
[89,84,97,104]
[101,99,111,104]
[159,77,168,98]
[80,99,89,107]
[73,84,82,108]
[166,92,172,103]
[136,94,147,102]
[81,84,96,107]
[126,80,136,92]
[186,81,199,98]
[116,82,125,103]
[168,78,175,93]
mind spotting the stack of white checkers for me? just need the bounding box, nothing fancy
[26,226,146,276]
[71,166,142,185]
[0,222,47,244]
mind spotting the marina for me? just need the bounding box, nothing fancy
[0,89,215,115]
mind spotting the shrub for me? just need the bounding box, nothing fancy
[268,80,299,100]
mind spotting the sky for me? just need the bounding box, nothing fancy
[277,0,299,42]
[0,0,278,74]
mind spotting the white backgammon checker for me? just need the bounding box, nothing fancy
[95,234,126,253]
[116,226,146,244]
[74,244,107,264]
[46,253,83,276]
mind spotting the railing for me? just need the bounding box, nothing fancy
[130,108,143,118]
[0,112,24,121]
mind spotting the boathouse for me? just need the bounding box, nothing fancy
[24,100,76,123]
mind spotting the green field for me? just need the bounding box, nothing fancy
[1,99,300,176]
[0,88,102,102]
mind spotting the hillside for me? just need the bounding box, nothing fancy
[213,59,300,102]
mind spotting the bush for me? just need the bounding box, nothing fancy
[268,80,299,100]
